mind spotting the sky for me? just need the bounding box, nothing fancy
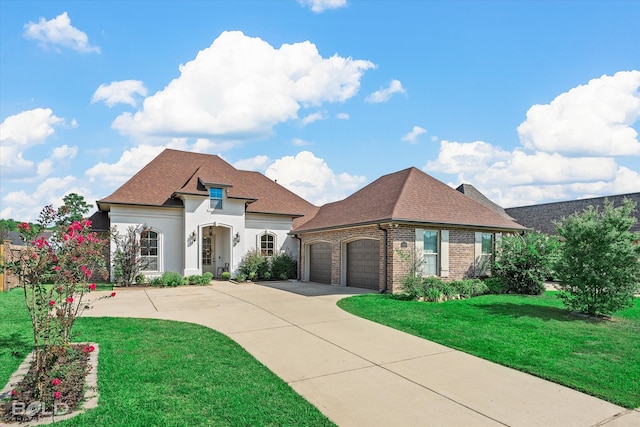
[1,0,639,221]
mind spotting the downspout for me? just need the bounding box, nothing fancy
[292,234,301,280]
[377,223,388,293]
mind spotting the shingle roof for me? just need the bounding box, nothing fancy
[456,183,515,221]
[97,149,318,221]
[505,192,640,234]
[294,167,526,232]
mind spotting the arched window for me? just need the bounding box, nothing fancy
[260,233,275,256]
[140,229,159,271]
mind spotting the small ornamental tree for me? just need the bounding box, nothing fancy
[555,199,640,317]
[111,224,150,287]
[492,232,559,295]
[0,203,112,401]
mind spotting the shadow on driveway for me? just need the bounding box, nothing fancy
[255,280,374,297]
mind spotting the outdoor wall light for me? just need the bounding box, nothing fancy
[234,232,241,243]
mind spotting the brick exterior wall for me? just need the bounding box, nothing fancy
[299,224,492,293]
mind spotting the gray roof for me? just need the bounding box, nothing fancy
[504,193,640,234]
[456,184,515,221]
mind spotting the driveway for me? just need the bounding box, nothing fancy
[86,281,639,426]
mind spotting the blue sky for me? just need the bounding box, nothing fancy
[1,0,639,221]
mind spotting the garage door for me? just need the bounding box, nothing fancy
[309,242,331,284]
[347,239,380,290]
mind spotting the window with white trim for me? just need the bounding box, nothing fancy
[260,233,275,256]
[422,230,439,276]
[140,230,159,271]
[209,188,223,210]
[481,233,493,255]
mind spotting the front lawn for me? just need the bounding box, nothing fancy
[0,288,334,426]
[337,292,640,409]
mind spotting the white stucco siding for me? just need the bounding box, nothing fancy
[182,195,246,276]
[245,214,298,257]
[108,205,184,278]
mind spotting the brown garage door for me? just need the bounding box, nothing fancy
[309,242,331,284]
[347,239,380,290]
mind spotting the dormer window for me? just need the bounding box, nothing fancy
[209,188,223,210]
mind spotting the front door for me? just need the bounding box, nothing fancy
[202,235,215,275]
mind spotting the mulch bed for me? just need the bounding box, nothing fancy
[1,344,92,424]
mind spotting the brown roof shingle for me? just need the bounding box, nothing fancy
[98,149,318,219]
[294,167,526,232]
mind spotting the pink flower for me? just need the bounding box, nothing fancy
[17,222,29,231]
[53,391,61,399]
[52,378,61,386]
[53,265,61,272]
[66,297,74,303]
[57,286,63,292]
[110,292,116,298]
[48,300,56,307]
[11,390,16,396]
[88,283,97,291]
[34,237,49,249]
[82,345,95,353]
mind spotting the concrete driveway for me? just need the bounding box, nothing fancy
[86,281,639,426]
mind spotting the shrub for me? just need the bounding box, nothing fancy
[271,252,297,279]
[492,232,559,295]
[234,273,247,282]
[161,271,183,287]
[203,272,214,282]
[135,273,147,285]
[451,279,487,299]
[555,199,640,317]
[149,276,163,287]
[238,250,266,279]
[220,271,231,281]
[483,277,507,294]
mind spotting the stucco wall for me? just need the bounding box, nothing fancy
[109,205,184,278]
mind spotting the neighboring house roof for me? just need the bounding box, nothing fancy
[294,167,526,233]
[456,183,515,221]
[97,149,318,223]
[88,211,110,232]
[505,192,640,234]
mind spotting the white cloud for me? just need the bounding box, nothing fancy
[518,70,640,156]
[112,31,374,139]
[0,108,64,180]
[85,145,165,187]
[336,112,349,120]
[292,137,312,146]
[35,144,79,179]
[234,155,271,172]
[301,111,328,126]
[92,80,148,107]
[425,140,511,174]
[365,79,405,103]
[0,176,98,222]
[265,151,366,205]
[401,126,427,144]
[23,12,100,53]
[297,0,348,13]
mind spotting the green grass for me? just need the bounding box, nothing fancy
[337,291,640,409]
[0,288,334,426]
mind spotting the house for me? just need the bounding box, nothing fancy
[96,149,318,279]
[292,167,526,292]
[95,149,527,292]
[505,192,640,235]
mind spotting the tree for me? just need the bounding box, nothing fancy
[492,232,559,295]
[56,193,92,226]
[555,199,640,317]
[111,224,149,287]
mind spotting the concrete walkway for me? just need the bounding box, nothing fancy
[86,281,639,427]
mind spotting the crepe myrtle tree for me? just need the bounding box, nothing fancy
[555,198,640,317]
[0,203,112,401]
[111,224,150,287]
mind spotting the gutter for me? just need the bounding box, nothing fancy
[377,223,388,293]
